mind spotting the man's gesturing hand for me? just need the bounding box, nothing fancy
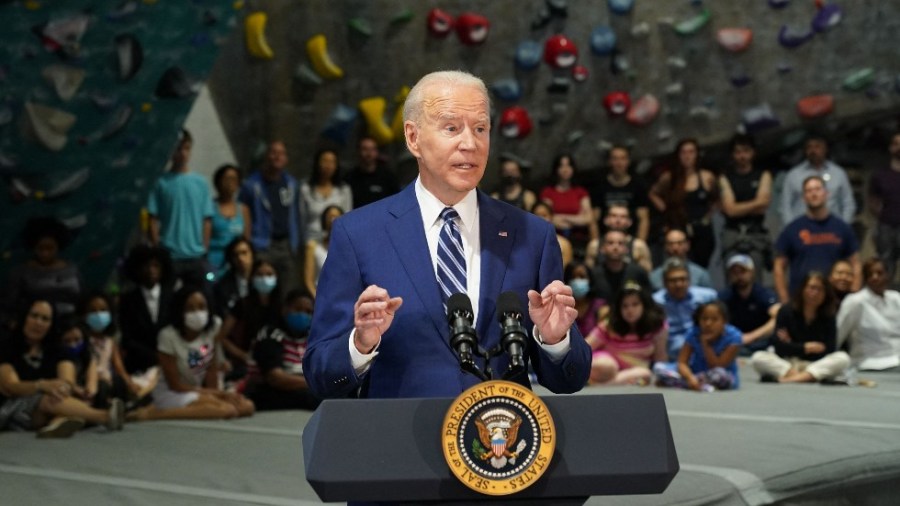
[354,285,403,353]
[527,280,577,346]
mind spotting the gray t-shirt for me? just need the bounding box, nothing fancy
[157,317,222,388]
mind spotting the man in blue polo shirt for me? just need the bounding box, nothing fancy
[653,258,718,361]
[719,254,780,356]
[773,175,861,304]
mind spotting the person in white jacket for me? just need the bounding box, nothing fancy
[837,258,900,370]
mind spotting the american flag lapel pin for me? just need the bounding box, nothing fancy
[498,231,508,237]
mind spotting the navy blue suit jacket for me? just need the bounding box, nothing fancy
[303,184,591,399]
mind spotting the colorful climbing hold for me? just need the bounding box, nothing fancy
[625,94,660,126]
[25,101,76,151]
[456,13,490,45]
[778,24,814,48]
[426,8,454,38]
[115,33,143,81]
[41,64,85,101]
[716,28,753,52]
[155,67,197,98]
[572,65,589,83]
[515,40,542,70]
[321,104,358,145]
[741,103,780,133]
[358,97,394,145]
[306,34,343,80]
[245,12,274,60]
[46,167,90,200]
[294,63,323,86]
[796,94,834,119]
[544,34,578,69]
[842,68,875,91]
[500,106,533,139]
[603,91,631,116]
[589,26,616,56]
[348,18,373,38]
[812,4,843,33]
[674,8,711,36]
[391,86,410,141]
[608,0,634,15]
[390,8,414,26]
[491,78,523,102]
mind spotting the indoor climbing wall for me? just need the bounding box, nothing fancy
[0,0,240,289]
[210,0,900,184]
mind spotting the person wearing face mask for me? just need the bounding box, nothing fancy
[490,154,536,211]
[129,286,254,421]
[217,259,281,381]
[80,291,148,408]
[245,289,320,410]
[0,299,124,437]
[57,315,98,404]
[564,261,606,338]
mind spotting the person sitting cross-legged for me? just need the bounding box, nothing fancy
[752,272,850,383]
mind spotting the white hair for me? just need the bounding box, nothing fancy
[402,70,491,125]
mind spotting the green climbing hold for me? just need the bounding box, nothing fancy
[842,68,875,92]
[390,8,414,26]
[348,18,373,37]
[674,7,710,36]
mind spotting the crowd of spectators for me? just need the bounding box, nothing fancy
[2,128,899,438]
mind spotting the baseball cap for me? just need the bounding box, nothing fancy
[726,254,754,270]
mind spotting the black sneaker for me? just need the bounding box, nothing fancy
[759,374,779,383]
[37,417,85,439]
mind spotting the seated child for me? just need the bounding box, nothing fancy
[245,289,320,410]
[655,301,742,392]
[585,282,668,385]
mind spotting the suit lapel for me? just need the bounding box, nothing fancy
[476,193,514,343]
[386,185,448,343]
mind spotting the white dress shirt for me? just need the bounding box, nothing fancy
[350,178,569,373]
[141,283,161,324]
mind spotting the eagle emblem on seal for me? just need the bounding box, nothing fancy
[473,408,528,469]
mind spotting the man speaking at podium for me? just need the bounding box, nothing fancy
[303,71,591,399]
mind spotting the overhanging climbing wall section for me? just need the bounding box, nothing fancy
[0,0,240,289]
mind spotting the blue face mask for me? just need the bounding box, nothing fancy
[85,311,111,332]
[285,312,312,333]
[66,340,86,357]
[570,278,591,299]
[253,275,278,294]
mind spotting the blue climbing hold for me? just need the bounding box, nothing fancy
[590,26,616,56]
[515,40,542,70]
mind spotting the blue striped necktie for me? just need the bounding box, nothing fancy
[437,207,467,303]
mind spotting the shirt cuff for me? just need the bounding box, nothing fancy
[533,327,571,363]
[349,328,379,375]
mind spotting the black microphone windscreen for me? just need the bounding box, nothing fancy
[447,293,474,321]
[497,291,523,321]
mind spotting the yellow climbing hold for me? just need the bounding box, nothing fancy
[306,34,343,80]
[391,86,410,141]
[24,0,41,9]
[245,12,275,60]
[141,102,152,113]
[34,191,45,200]
[233,0,245,9]
[359,97,393,145]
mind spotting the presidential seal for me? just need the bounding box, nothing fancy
[441,380,555,496]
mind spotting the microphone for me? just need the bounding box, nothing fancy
[446,293,480,377]
[497,291,527,378]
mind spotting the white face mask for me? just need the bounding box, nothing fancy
[184,310,209,332]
